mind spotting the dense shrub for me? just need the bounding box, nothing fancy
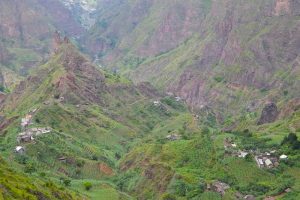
[214,76,224,83]
[24,163,36,174]
[281,133,300,150]
[63,179,71,187]
[161,193,177,200]
[83,182,92,191]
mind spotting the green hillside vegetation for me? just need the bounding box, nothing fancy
[85,0,300,133]
[0,42,193,199]
[0,40,299,199]
[116,127,300,199]
[0,157,81,200]
[0,1,299,196]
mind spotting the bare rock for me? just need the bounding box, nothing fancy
[257,102,279,125]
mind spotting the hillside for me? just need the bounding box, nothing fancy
[84,0,300,129]
[0,0,85,90]
[0,0,299,199]
[0,36,195,199]
[0,157,82,200]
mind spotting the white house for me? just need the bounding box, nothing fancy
[15,146,25,154]
[280,154,288,160]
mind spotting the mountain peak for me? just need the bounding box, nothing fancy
[53,31,71,53]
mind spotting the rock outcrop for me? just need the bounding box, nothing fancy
[0,0,84,76]
[83,0,300,125]
[257,102,279,125]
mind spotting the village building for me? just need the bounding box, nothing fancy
[58,156,67,163]
[153,101,160,106]
[15,146,25,154]
[59,96,65,102]
[254,152,279,168]
[21,114,33,128]
[17,134,34,143]
[280,154,288,160]
[17,127,52,143]
[29,108,38,114]
[175,96,181,102]
[244,195,255,200]
[165,134,181,141]
[238,151,249,158]
[166,92,174,96]
[265,159,272,167]
[209,181,230,196]
[224,138,237,149]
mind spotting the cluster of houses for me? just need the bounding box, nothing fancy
[20,108,38,128]
[224,138,249,158]
[208,178,291,200]
[224,138,288,169]
[208,181,255,199]
[166,92,183,102]
[255,153,279,168]
[224,138,237,149]
[165,134,181,141]
[17,127,52,143]
[254,151,288,168]
[208,181,230,196]
[153,94,182,107]
[21,114,33,128]
[15,109,52,154]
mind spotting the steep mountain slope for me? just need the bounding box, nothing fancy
[0,0,84,89]
[0,36,194,199]
[84,0,300,129]
[0,1,299,199]
[59,0,98,29]
[0,157,81,200]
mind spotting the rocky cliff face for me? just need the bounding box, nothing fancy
[0,0,84,76]
[59,0,97,29]
[257,102,279,125]
[84,0,300,125]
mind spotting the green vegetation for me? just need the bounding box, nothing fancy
[0,157,81,199]
[0,43,195,199]
[1,2,300,196]
[84,182,93,191]
[281,133,300,150]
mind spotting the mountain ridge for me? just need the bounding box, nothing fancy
[0,1,299,199]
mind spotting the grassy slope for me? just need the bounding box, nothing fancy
[87,0,300,134]
[0,43,192,199]
[119,129,300,199]
[0,157,82,200]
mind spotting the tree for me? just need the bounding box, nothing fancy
[281,133,300,150]
[24,163,36,174]
[170,180,189,197]
[63,179,71,187]
[0,85,5,92]
[83,182,92,191]
[245,154,253,162]
[161,193,176,200]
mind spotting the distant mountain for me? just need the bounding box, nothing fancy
[0,36,192,199]
[59,0,98,29]
[0,1,299,199]
[0,0,84,89]
[84,0,300,127]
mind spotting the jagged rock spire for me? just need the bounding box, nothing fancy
[52,31,70,53]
